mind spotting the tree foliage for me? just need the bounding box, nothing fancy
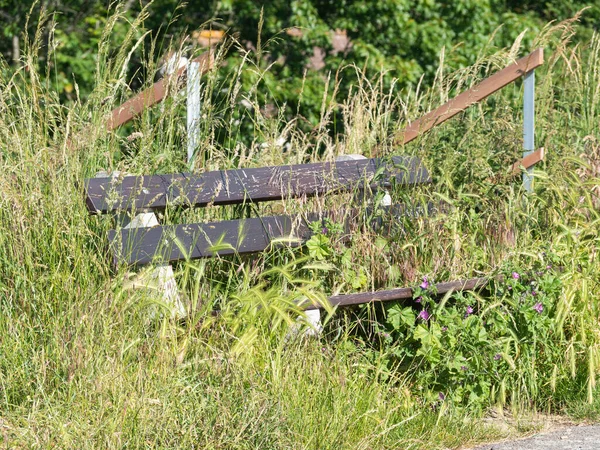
[0,1,597,117]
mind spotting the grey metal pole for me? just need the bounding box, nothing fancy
[187,60,201,168]
[523,70,535,193]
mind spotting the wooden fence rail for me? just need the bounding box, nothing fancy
[375,48,545,175]
[395,48,544,145]
[105,51,214,131]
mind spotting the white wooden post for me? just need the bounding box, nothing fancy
[187,60,202,168]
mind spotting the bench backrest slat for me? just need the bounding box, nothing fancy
[86,156,430,214]
[108,203,433,266]
[108,214,310,266]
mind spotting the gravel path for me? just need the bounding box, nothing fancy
[470,424,600,450]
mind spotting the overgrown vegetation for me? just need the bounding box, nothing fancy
[2,1,599,125]
[2,4,600,449]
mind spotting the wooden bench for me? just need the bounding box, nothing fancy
[84,48,548,320]
[86,156,434,322]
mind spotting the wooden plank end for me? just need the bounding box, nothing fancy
[528,48,544,69]
[511,147,545,174]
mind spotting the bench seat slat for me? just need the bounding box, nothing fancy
[86,156,430,214]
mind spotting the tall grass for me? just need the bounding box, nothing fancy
[1,8,600,448]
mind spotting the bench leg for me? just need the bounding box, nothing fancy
[95,172,186,319]
[123,212,187,319]
[304,309,322,336]
[287,154,391,337]
[287,154,367,338]
[287,308,322,339]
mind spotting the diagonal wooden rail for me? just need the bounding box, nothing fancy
[378,48,545,172]
[105,51,214,131]
[395,48,544,146]
[66,51,214,152]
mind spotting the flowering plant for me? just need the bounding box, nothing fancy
[380,253,563,409]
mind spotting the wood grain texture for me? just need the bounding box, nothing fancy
[107,201,436,266]
[85,156,430,214]
[395,48,544,146]
[512,147,545,174]
[105,52,214,131]
[303,277,489,310]
[108,214,311,266]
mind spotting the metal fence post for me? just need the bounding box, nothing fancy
[187,60,201,168]
[523,69,535,193]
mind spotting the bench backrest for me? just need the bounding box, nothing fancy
[85,156,430,214]
[86,156,430,266]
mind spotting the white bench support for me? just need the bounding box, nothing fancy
[291,154,376,337]
[123,212,186,319]
[97,172,186,319]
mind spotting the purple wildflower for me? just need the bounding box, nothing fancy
[438,392,446,401]
[533,302,544,314]
[546,265,552,270]
[512,272,520,280]
[461,365,468,371]
[494,353,502,361]
[532,290,537,296]
[321,227,328,234]
[420,276,429,289]
[465,306,474,316]
[418,309,430,321]
[415,296,422,303]
[441,326,448,332]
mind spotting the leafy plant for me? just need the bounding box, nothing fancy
[378,256,575,411]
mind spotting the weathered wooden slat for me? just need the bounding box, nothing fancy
[108,214,312,266]
[511,147,544,174]
[105,52,214,131]
[303,277,489,310]
[107,201,437,266]
[85,156,430,214]
[394,48,544,146]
